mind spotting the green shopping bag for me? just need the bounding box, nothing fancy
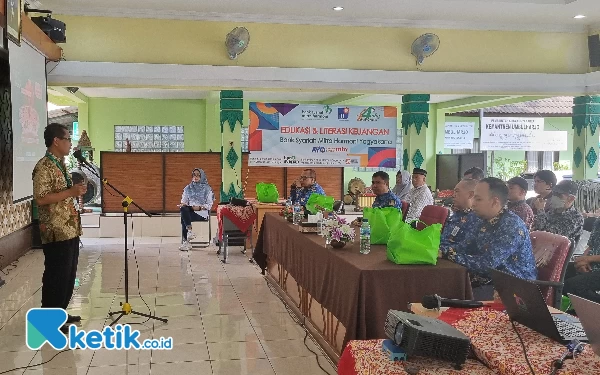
[362,207,403,245]
[256,183,279,203]
[305,194,334,214]
[386,220,442,265]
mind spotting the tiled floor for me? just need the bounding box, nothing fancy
[0,237,337,375]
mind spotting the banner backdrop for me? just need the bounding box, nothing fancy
[248,103,397,167]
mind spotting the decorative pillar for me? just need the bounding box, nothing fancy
[220,90,244,201]
[401,94,436,186]
[572,96,600,181]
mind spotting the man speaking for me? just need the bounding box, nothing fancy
[32,123,87,328]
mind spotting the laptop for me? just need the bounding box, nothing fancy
[569,294,600,356]
[490,269,587,343]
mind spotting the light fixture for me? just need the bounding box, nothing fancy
[333,6,344,11]
[574,15,586,19]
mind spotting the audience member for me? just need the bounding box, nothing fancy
[371,171,403,209]
[463,167,485,180]
[506,176,534,230]
[532,180,583,250]
[440,178,481,248]
[289,169,325,206]
[178,168,214,251]
[392,170,412,201]
[440,177,537,300]
[405,168,434,222]
[564,218,600,303]
[527,170,557,214]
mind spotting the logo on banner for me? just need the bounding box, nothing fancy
[357,107,380,122]
[301,105,332,120]
[338,107,350,120]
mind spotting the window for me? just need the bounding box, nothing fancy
[451,138,480,155]
[241,127,249,153]
[525,151,559,172]
[114,125,184,152]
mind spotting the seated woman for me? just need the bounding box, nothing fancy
[289,169,325,207]
[178,168,214,251]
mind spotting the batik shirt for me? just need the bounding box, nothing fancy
[440,209,482,249]
[405,185,434,222]
[290,183,325,207]
[441,209,537,288]
[508,200,535,230]
[372,190,403,210]
[532,206,584,250]
[585,218,600,272]
[32,153,81,244]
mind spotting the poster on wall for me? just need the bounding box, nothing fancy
[248,103,397,167]
[480,117,544,151]
[444,122,474,149]
[534,131,568,151]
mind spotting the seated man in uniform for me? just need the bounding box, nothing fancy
[405,168,434,222]
[371,171,403,209]
[564,218,600,303]
[440,178,481,249]
[440,177,537,300]
[289,169,325,207]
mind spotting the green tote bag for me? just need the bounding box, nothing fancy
[362,207,403,245]
[386,220,442,265]
[256,183,279,203]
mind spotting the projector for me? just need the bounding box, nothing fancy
[31,15,66,43]
[384,310,470,369]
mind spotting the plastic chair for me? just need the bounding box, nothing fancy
[181,213,212,249]
[416,205,449,231]
[530,230,573,309]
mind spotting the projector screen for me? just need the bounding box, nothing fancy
[9,41,48,203]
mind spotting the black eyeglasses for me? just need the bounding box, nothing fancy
[192,173,201,177]
[58,137,72,142]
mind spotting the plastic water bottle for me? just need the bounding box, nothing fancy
[293,202,302,225]
[360,219,371,254]
[74,278,80,288]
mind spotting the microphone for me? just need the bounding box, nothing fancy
[422,294,484,309]
[73,150,91,167]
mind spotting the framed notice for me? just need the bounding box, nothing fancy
[6,0,22,46]
[480,117,544,151]
[444,122,474,149]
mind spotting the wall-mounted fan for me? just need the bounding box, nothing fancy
[225,27,250,60]
[411,33,440,66]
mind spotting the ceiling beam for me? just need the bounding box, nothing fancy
[437,96,550,113]
[320,94,367,105]
[52,86,89,104]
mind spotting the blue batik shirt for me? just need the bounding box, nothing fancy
[440,209,482,249]
[372,190,403,210]
[290,183,326,207]
[441,209,537,287]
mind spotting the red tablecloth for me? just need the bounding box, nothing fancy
[338,339,495,375]
[437,307,600,375]
[216,204,257,240]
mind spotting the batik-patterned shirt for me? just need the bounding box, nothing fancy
[441,209,537,287]
[32,153,81,244]
[532,205,584,250]
[584,218,600,272]
[405,184,434,222]
[372,190,403,210]
[290,183,326,207]
[440,209,482,249]
[508,200,535,230]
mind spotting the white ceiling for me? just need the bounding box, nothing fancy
[41,0,599,32]
[71,87,474,104]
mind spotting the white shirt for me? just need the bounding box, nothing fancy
[406,184,434,223]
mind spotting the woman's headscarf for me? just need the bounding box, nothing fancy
[392,170,412,200]
[184,168,213,204]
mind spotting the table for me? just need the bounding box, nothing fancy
[251,202,284,247]
[338,339,496,375]
[253,213,473,357]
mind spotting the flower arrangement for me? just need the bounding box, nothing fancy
[280,204,294,221]
[323,214,355,246]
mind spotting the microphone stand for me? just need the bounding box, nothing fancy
[77,159,168,327]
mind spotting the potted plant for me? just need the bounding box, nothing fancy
[281,204,294,222]
[323,215,356,248]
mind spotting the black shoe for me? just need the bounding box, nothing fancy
[67,315,81,323]
[60,325,69,334]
